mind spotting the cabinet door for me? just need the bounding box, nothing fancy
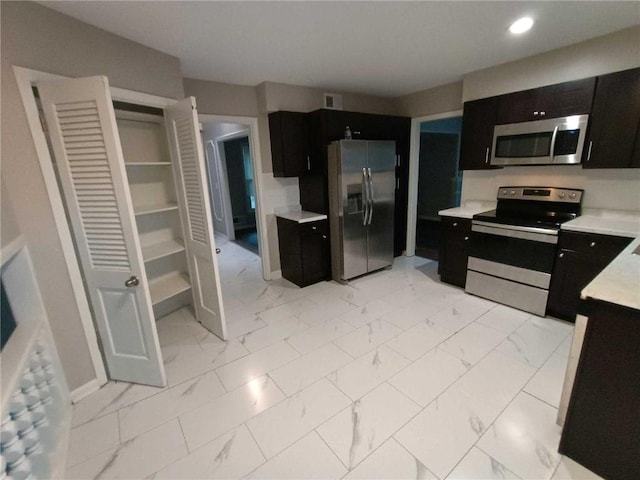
[269,111,309,177]
[301,227,327,285]
[438,218,471,287]
[460,97,499,170]
[497,78,595,124]
[39,76,166,387]
[324,110,366,141]
[583,67,640,169]
[537,77,595,119]
[165,98,227,340]
[496,89,539,124]
[548,232,633,320]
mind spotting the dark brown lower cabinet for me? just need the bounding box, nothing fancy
[559,299,640,480]
[547,231,632,320]
[438,217,471,288]
[276,217,330,288]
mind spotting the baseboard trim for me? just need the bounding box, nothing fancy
[70,378,101,404]
[270,269,282,280]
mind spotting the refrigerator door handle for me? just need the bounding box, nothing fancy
[367,168,374,225]
[362,168,369,226]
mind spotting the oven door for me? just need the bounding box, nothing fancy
[466,221,559,315]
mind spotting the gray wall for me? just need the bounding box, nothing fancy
[1,179,21,249]
[1,1,184,391]
[184,78,259,117]
[395,81,463,118]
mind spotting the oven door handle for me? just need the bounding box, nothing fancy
[472,222,558,244]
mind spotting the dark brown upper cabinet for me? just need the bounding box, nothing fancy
[269,111,309,177]
[582,67,640,169]
[496,77,596,124]
[460,97,499,170]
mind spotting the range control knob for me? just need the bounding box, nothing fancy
[501,189,508,196]
[510,190,516,196]
[569,192,577,199]
[559,192,566,199]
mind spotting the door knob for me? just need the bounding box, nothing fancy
[125,276,139,287]
[216,248,221,254]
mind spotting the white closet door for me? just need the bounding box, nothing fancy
[165,98,227,340]
[39,76,166,387]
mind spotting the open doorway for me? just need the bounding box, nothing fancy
[201,120,260,257]
[415,116,463,260]
[223,135,258,254]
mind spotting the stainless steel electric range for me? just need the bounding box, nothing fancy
[466,186,583,316]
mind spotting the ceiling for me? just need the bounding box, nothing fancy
[39,1,640,97]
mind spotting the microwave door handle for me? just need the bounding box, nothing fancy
[549,125,559,162]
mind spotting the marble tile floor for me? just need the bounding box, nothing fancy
[65,238,603,479]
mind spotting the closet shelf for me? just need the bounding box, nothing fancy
[142,239,185,263]
[125,162,172,166]
[134,202,178,216]
[149,271,191,305]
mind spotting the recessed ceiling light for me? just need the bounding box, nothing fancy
[509,16,534,34]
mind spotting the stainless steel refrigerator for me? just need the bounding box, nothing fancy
[328,140,396,282]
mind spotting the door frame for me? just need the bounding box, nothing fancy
[200,114,271,281]
[13,66,177,401]
[406,110,463,257]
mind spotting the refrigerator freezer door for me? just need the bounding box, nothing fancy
[366,141,396,272]
[341,141,369,280]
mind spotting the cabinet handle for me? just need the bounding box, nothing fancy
[322,235,327,239]
[453,222,458,227]
[590,241,596,247]
[353,131,361,136]
[312,226,317,231]
[533,111,539,116]
[559,252,564,258]
[586,141,593,162]
[540,111,546,116]
[307,156,311,171]
[125,276,139,287]
[464,236,469,241]
[485,147,489,164]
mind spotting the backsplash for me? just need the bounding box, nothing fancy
[461,165,640,211]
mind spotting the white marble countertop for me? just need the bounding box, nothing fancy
[276,210,327,223]
[438,200,496,219]
[582,236,640,311]
[562,209,640,238]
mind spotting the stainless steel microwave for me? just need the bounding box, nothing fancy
[491,114,589,166]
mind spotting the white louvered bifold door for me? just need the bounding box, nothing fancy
[165,98,227,339]
[38,77,166,387]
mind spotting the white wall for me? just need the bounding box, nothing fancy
[461,26,640,211]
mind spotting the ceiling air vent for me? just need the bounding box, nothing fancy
[324,93,343,110]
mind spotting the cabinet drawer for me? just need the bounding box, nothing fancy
[440,217,471,233]
[300,220,328,237]
[559,231,632,257]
